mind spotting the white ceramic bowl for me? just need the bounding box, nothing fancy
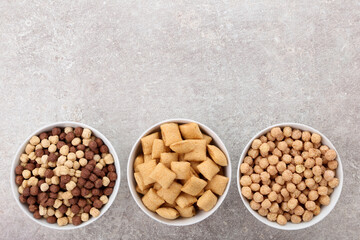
[237,123,343,230]
[10,121,121,230]
[127,118,232,226]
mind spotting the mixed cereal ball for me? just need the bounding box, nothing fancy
[240,126,339,226]
[15,127,117,226]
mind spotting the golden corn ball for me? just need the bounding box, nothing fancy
[241,186,253,200]
[324,170,335,181]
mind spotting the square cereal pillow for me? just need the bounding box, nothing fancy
[160,123,182,146]
[141,132,160,155]
[179,122,203,139]
[184,140,207,161]
[149,163,176,189]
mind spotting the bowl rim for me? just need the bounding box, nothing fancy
[10,121,121,230]
[127,118,232,226]
[237,122,343,230]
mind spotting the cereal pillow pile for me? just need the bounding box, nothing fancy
[134,122,229,219]
[240,127,339,225]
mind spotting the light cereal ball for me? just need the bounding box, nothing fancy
[319,178,327,187]
[297,181,306,191]
[324,170,335,181]
[287,198,298,210]
[253,192,264,203]
[304,169,313,179]
[259,158,269,169]
[241,187,253,200]
[259,143,270,155]
[286,183,296,193]
[269,202,279,213]
[301,131,311,142]
[270,127,283,138]
[285,138,294,147]
[292,140,303,151]
[319,195,330,206]
[268,155,279,165]
[254,156,261,165]
[267,165,277,176]
[267,212,278,222]
[277,214,287,225]
[304,141,314,151]
[272,183,282,193]
[276,161,286,172]
[280,188,289,198]
[294,205,304,216]
[281,154,292,164]
[328,178,339,188]
[250,200,261,210]
[260,172,270,182]
[260,136,267,143]
[262,179,271,186]
[260,143,270,157]
[301,151,309,160]
[291,129,302,140]
[302,210,314,222]
[298,193,307,204]
[272,148,282,158]
[258,208,268,217]
[327,160,338,170]
[311,133,321,144]
[314,175,322,183]
[291,215,302,223]
[243,156,253,166]
[250,183,260,192]
[275,176,285,185]
[261,199,272,209]
[304,158,315,168]
[282,170,293,182]
[283,127,292,137]
[305,178,315,188]
[260,185,271,195]
[312,166,322,176]
[313,143,321,149]
[250,174,261,183]
[305,201,316,211]
[248,148,259,159]
[294,155,304,165]
[277,141,288,152]
[266,133,275,142]
[240,176,252,186]
[254,165,263,174]
[267,141,276,152]
[240,163,250,174]
[291,173,302,185]
[251,139,262,150]
[268,191,278,202]
[276,194,283,204]
[308,190,319,201]
[287,164,296,173]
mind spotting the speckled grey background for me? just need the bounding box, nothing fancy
[0,0,359,239]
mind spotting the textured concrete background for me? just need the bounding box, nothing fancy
[0,0,359,239]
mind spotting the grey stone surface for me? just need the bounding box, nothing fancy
[0,0,359,239]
